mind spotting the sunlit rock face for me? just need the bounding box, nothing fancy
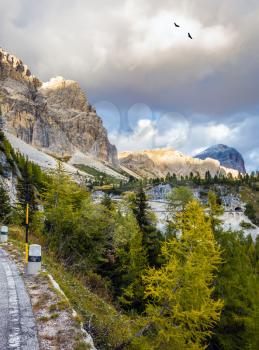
[0,48,41,88]
[119,148,239,179]
[195,144,246,174]
[0,48,118,166]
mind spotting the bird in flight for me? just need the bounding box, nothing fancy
[173,21,194,40]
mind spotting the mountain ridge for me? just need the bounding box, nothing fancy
[119,147,240,179]
[195,144,246,173]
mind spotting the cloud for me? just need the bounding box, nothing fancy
[0,0,255,113]
[109,119,156,152]
[0,0,258,171]
[109,112,258,172]
[109,112,190,152]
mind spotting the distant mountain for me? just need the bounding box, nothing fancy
[119,148,239,179]
[195,144,246,174]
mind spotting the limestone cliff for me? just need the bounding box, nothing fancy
[0,48,118,166]
[119,148,239,179]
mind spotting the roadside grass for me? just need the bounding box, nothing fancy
[74,341,92,350]
[6,225,140,350]
[45,256,138,349]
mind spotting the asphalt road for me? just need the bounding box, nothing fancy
[0,248,39,350]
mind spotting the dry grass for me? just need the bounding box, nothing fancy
[2,225,141,349]
[1,236,94,350]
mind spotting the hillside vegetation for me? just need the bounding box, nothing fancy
[1,131,259,350]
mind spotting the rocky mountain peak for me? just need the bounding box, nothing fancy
[195,144,246,174]
[0,48,118,166]
[40,76,90,112]
[0,47,41,88]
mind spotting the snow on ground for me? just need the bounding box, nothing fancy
[5,132,93,179]
[69,150,127,180]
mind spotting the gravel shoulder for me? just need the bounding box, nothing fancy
[1,242,93,350]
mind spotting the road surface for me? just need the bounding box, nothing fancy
[0,248,39,350]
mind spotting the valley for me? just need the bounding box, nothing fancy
[0,46,258,350]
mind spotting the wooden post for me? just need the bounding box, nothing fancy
[25,203,29,263]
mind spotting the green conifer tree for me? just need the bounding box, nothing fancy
[131,185,162,266]
[130,200,223,350]
[209,230,258,350]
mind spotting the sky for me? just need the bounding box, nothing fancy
[0,0,258,171]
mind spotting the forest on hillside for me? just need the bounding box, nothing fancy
[0,131,259,350]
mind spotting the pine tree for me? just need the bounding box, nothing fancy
[101,193,113,211]
[205,170,212,184]
[133,200,223,350]
[131,185,162,266]
[208,190,224,231]
[209,230,258,350]
[245,203,257,224]
[167,186,193,213]
[116,213,148,311]
[43,163,114,270]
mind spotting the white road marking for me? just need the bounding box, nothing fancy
[0,249,39,350]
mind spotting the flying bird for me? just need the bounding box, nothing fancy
[188,32,193,39]
[174,22,180,28]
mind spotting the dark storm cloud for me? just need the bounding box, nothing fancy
[0,0,258,170]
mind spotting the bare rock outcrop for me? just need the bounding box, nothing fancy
[0,48,41,88]
[0,48,118,166]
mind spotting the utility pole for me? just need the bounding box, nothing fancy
[25,202,29,263]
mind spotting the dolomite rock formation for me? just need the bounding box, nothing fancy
[0,48,118,166]
[0,48,41,88]
[195,144,246,174]
[119,148,239,179]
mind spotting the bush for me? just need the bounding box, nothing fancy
[240,221,254,229]
[245,203,257,224]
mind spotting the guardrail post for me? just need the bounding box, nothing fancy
[0,226,8,243]
[27,244,41,275]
